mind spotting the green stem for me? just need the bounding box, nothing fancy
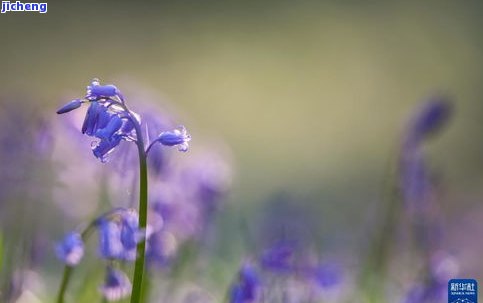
[55,224,96,303]
[56,266,73,303]
[130,124,148,303]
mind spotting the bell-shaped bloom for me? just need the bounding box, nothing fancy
[95,115,123,140]
[56,99,82,114]
[156,125,191,152]
[81,102,109,136]
[99,267,131,301]
[98,219,124,260]
[120,210,142,261]
[57,78,192,163]
[98,209,142,261]
[86,78,125,101]
[229,263,260,303]
[55,232,84,266]
[92,134,123,162]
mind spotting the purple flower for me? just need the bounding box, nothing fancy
[98,209,142,261]
[98,219,124,260]
[57,78,192,163]
[86,78,124,102]
[400,96,452,210]
[95,115,123,140]
[99,267,131,301]
[56,99,83,114]
[81,101,108,136]
[92,134,123,162]
[230,263,260,303]
[121,210,142,251]
[145,231,177,266]
[57,79,137,162]
[156,125,191,152]
[406,96,452,145]
[80,103,133,162]
[55,232,84,266]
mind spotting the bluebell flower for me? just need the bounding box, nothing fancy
[81,102,108,136]
[57,79,137,162]
[84,108,134,162]
[97,209,142,261]
[120,210,139,249]
[98,219,124,260]
[95,115,123,140]
[99,267,131,301]
[55,232,84,266]
[86,78,125,102]
[57,78,192,164]
[120,210,142,261]
[92,134,123,162]
[229,263,260,303]
[156,125,191,152]
[56,99,83,114]
[400,96,452,210]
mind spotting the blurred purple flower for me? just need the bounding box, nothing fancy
[177,148,232,222]
[120,209,140,251]
[230,263,260,303]
[99,267,131,301]
[55,232,84,266]
[98,209,142,261]
[404,95,453,146]
[400,96,452,210]
[260,242,295,273]
[98,219,125,260]
[146,230,177,266]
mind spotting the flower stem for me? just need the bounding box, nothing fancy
[55,224,96,303]
[130,125,148,303]
[56,266,73,303]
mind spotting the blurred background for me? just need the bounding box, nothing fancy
[1,0,483,302]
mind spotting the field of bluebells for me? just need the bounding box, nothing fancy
[2,1,483,303]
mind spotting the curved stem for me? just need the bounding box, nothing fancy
[145,140,157,155]
[130,115,149,303]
